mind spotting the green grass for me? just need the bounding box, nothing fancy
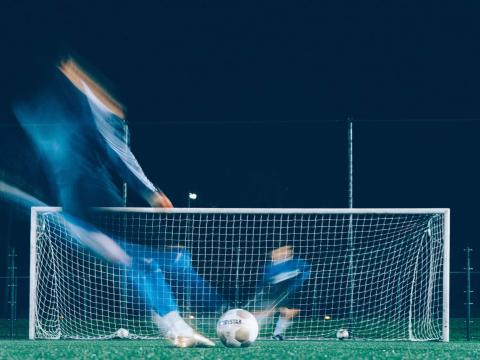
[1,339,480,360]
[0,319,479,359]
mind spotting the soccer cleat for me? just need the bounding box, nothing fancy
[170,332,216,348]
[191,332,216,347]
[272,334,284,341]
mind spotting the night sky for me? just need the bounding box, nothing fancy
[1,1,479,318]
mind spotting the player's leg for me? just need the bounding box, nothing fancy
[272,307,300,340]
[64,215,132,265]
[250,286,279,328]
[157,248,224,313]
[127,262,207,344]
[63,223,215,346]
[124,243,215,347]
[251,269,300,326]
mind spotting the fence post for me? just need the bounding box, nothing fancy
[465,247,473,341]
[7,247,17,338]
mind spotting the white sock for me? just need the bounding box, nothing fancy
[254,313,270,328]
[152,311,171,336]
[274,317,292,336]
[163,311,194,337]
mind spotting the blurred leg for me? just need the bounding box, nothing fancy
[154,248,224,313]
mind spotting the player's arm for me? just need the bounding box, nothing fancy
[148,189,173,208]
[92,105,170,207]
[59,58,125,119]
[59,58,173,208]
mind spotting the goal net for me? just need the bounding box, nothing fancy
[29,208,449,341]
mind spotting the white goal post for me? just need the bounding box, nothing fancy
[29,207,449,341]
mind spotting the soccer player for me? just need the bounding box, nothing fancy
[252,245,310,340]
[12,56,215,347]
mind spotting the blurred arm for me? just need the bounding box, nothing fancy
[59,58,173,208]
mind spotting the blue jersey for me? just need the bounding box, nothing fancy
[253,257,310,309]
[13,69,158,220]
[263,258,311,293]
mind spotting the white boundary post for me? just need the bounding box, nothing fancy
[443,209,450,342]
[29,207,38,340]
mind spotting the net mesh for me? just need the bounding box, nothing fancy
[31,209,447,340]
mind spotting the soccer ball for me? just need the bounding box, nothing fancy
[336,328,349,340]
[216,309,259,347]
[115,328,130,339]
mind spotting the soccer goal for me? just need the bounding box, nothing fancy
[29,208,449,341]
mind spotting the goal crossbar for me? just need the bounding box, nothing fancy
[31,207,450,214]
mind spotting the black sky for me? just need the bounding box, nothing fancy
[1,1,480,318]
[2,1,480,120]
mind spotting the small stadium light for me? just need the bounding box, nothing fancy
[188,192,197,208]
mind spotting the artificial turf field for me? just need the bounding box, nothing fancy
[0,319,479,359]
[1,340,480,360]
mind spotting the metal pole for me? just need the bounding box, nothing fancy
[465,247,473,341]
[8,248,17,338]
[347,119,354,330]
[122,121,130,207]
[121,121,130,328]
[348,120,353,209]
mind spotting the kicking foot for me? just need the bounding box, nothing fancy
[272,334,284,341]
[170,332,216,348]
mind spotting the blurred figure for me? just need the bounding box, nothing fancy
[252,245,310,340]
[12,57,213,347]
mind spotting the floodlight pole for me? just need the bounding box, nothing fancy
[120,121,130,327]
[348,120,353,209]
[122,121,130,207]
[347,119,355,327]
[465,247,473,341]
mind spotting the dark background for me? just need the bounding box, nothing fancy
[0,1,479,320]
